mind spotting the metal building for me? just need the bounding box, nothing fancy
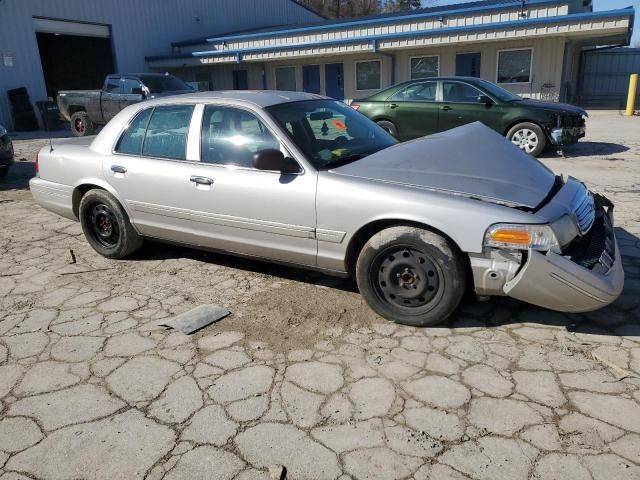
[148,0,635,104]
[0,0,322,129]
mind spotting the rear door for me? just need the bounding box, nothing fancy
[385,80,439,141]
[438,80,504,132]
[101,76,122,122]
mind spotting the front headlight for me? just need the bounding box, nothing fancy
[0,126,7,136]
[484,223,559,251]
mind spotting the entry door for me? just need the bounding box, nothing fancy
[385,80,439,141]
[456,53,481,77]
[302,65,321,94]
[325,63,344,100]
[232,70,249,90]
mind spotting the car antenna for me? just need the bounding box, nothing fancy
[49,137,54,152]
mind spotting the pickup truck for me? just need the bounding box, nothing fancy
[57,73,194,136]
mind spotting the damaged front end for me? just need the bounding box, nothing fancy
[548,113,587,147]
[471,178,624,312]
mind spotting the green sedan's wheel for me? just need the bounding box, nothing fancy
[507,122,546,157]
[376,120,398,138]
[356,226,466,327]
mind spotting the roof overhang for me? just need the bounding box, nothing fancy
[147,7,634,68]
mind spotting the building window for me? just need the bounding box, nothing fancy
[355,60,381,91]
[275,66,297,91]
[497,48,533,84]
[410,56,439,79]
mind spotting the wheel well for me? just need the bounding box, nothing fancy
[344,219,466,277]
[72,184,105,219]
[68,106,86,117]
[503,119,547,138]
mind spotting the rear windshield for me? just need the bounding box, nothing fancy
[139,75,193,94]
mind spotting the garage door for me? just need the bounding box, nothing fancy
[33,17,115,99]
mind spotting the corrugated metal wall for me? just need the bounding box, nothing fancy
[0,0,322,129]
[578,48,640,107]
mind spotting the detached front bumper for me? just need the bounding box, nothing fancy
[503,207,624,312]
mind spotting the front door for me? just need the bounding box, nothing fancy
[302,65,321,94]
[438,80,503,132]
[325,63,344,100]
[232,70,248,90]
[101,75,122,122]
[385,80,439,141]
[119,77,144,111]
[456,53,481,77]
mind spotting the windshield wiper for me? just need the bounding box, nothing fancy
[321,153,368,169]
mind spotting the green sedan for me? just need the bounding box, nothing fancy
[351,77,587,157]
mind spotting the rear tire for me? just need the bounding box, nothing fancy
[79,189,142,259]
[507,122,546,157]
[376,120,398,138]
[355,226,466,327]
[70,111,95,137]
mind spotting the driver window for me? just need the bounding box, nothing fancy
[121,78,141,95]
[391,81,437,102]
[200,106,281,167]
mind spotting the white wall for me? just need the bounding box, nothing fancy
[0,0,322,129]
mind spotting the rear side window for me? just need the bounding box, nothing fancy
[115,108,152,155]
[115,105,194,160]
[443,82,483,103]
[142,105,194,160]
[391,82,437,102]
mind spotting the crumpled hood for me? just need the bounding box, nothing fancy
[514,99,588,117]
[332,122,557,209]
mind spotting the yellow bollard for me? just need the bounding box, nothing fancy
[625,73,638,116]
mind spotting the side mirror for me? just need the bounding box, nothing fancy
[132,87,146,98]
[478,94,493,105]
[253,149,300,174]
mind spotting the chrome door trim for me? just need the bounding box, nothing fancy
[128,200,316,239]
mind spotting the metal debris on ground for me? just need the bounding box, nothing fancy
[159,304,230,334]
[65,249,76,264]
[269,465,286,480]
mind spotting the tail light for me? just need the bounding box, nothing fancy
[35,152,39,176]
[350,103,360,111]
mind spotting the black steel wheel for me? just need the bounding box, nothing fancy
[87,203,120,248]
[356,226,466,327]
[79,189,142,259]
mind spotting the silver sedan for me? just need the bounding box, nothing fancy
[30,91,624,326]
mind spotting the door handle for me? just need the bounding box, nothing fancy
[190,176,213,186]
[389,103,399,109]
[110,165,127,174]
[440,105,452,111]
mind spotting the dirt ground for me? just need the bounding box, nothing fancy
[1,111,640,480]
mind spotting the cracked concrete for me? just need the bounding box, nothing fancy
[1,111,640,479]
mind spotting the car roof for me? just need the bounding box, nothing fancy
[142,90,329,108]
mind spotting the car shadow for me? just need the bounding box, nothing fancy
[134,227,639,337]
[540,141,629,159]
[0,161,35,191]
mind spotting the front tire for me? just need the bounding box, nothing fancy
[355,226,466,327]
[70,111,95,137]
[507,122,546,157]
[79,189,142,259]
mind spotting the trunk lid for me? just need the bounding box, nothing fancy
[331,122,556,209]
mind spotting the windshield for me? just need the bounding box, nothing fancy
[476,79,522,102]
[266,100,397,169]
[139,75,193,94]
